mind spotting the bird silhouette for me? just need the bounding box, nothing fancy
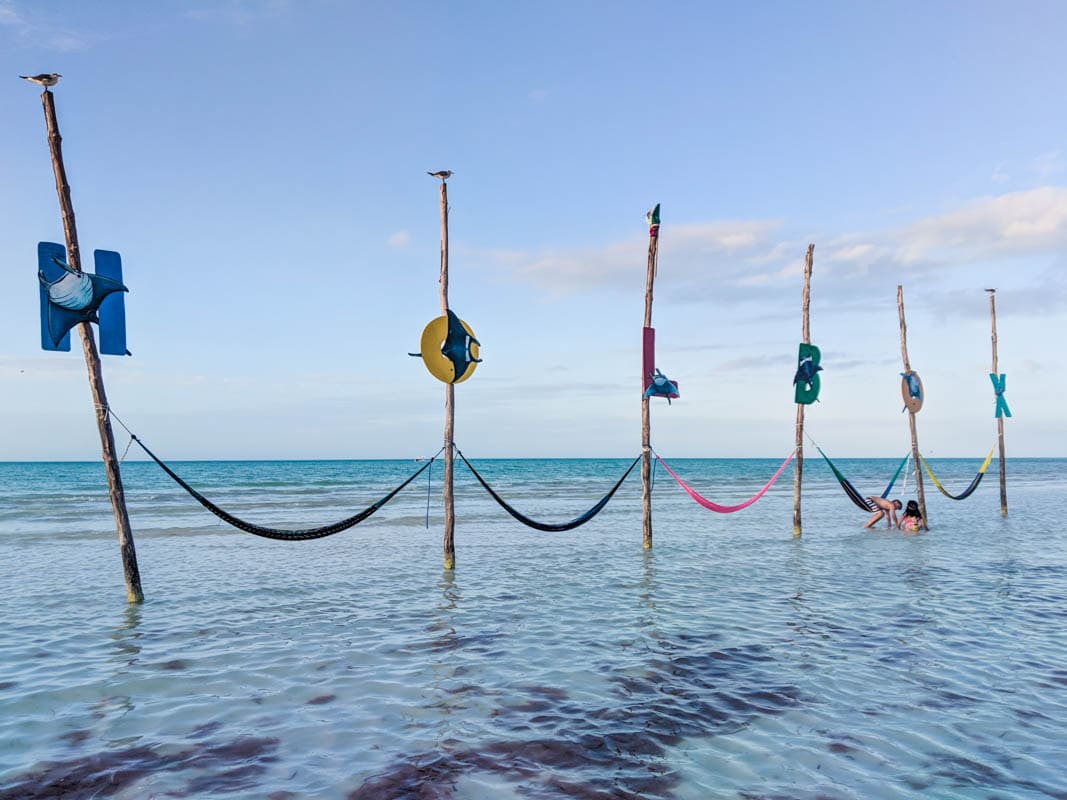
[427,170,453,180]
[19,73,61,88]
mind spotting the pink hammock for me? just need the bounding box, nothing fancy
[654,451,796,513]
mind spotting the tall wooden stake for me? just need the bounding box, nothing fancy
[989,289,1008,516]
[897,285,928,526]
[39,87,143,603]
[641,207,660,550]
[437,176,456,569]
[792,244,814,538]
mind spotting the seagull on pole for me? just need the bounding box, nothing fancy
[427,170,453,180]
[19,73,62,88]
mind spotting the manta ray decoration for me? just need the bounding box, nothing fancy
[900,370,923,413]
[411,309,481,383]
[645,369,680,403]
[793,343,822,404]
[37,242,129,355]
[641,326,679,402]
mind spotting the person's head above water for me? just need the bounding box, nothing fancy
[892,499,903,510]
[904,500,919,515]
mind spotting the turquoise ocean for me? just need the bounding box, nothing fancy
[1,455,1066,799]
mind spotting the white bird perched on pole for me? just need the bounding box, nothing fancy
[19,73,62,88]
[427,170,453,180]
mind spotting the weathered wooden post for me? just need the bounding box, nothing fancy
[641,205,661,549]
[897,285,928,526]
[436,174,456,569]
[35,82,144,602]
[988,289,1008,516]
[791,244,815,537]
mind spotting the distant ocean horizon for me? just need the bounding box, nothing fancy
[2,456,1065,798]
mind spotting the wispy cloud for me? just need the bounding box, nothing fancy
[1,0,92,51]
[1032,150,1065,180]
[891,186,1067,265]
[387,229,411,249]
[184,0,291,27]
[475,187,1067,312]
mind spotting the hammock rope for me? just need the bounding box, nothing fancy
[106,406,443,541]
[805,432,910,513]
[919,446,996,501]
[456,449,641,532]
[652,449,796,513]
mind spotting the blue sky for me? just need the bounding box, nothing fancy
[2,0,1065,460]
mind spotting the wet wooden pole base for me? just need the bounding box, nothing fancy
[41,88,143,603]
[792,244,814,538]
[897,285,928,527]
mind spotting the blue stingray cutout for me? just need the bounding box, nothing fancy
[441,309,481,383]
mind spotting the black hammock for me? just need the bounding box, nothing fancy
[131,436,437,541]
[813,446,910,513]
[457,449,641,532]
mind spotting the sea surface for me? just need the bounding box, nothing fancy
[1,454,1065,799]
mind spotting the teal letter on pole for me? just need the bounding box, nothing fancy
[990,373,1011,418]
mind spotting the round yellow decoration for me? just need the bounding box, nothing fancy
[420,315,480,384]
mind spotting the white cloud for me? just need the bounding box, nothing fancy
[1,0,91,50]
[893,186,1067,265]
[475,187,1067,314]
[387,229,411,249]
[1033,150,1064,180]
[185,0,291,27]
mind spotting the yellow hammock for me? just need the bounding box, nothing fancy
[919,445,996,501]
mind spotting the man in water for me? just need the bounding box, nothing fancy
[863,496,902,529]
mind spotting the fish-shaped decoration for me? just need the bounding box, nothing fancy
[37,242,129,353]
[645,368,679,404]
[794,343,822,404]
[900,370,924,414]
[793,356,823,387]
[440,309,481,381]
[412,309,481,384]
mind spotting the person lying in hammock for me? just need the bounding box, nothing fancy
[863,496,902,529]
[897,500,927,533]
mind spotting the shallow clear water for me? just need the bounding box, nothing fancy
[1,456,1065,799]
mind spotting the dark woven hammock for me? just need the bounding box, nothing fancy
[457,449,641,532]
[132,436,436,541]
[814,447,910,513]
[920,446,995,501]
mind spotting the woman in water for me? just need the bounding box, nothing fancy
[897,500,927,532]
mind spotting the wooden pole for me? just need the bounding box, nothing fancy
[897,285,928,527]
[437,176,456,569]
[989,289,1008,516]
[39,88,143,603]
[792,244,814,537]
[641,207,660,550]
